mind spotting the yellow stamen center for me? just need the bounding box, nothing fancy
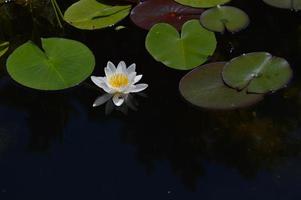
[108,73,129,88]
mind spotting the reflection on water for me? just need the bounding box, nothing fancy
[122,89,301,190]
[0,77,73,152]
[2,76,300,189]
[0,128,13,155]
[94,93,144,115]
[1,0,301,198]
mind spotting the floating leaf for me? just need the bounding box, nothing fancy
[145,19,216,70]
[262,0,301,10]
[115,0,139,3]
[200,6,250,33]
[130,0,204,30]
[179,62,264,110]
[0,41,9,58]
[64,0,131,30]
[222,52,293,94]
[7,38,95,90]
[174,0,231,8]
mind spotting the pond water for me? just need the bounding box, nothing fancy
[1,0,301,199]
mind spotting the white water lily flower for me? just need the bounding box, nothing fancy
[91,61,148,107]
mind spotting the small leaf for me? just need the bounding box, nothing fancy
[200,6,250,33]
[179,62,264,110]
[174,0,231,8]
[222,52,293,93]
[64,0,131,30]
[145,19,216,70]
[7,38,95,91]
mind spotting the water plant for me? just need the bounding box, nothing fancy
[222,52,292,94]
[179,62,264,110]
[179,52,293,110]
[145,19,216,70]
[200,5,250,33]
[64,0,132,30]
[174,0,231,8]
[130,0,204,30]
[91,61,148,107]
[0,41,9,58]
[0,0,296,110]
[7,38,95,90]
[262,0,301,10]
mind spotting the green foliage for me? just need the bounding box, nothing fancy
[7,38,95,90]
[64,0,131,30]
[145,20,216,70]
[174,0,231,8]
[262,0,301,10]
[200,6,250,33]
[222,52,293,93]
[179,62,264,109]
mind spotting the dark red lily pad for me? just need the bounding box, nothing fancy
[130,0,204,30]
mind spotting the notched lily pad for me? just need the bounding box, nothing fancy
[130,0,204,30]
[179,62,264,110]
[7,38,95,91]
[200,6,250,33]
[262,0,301,10]
[222,52,293,94]
[0,41,9,58]
[145,19,217,70]
[174,0,231,8]
[64,0,131,30]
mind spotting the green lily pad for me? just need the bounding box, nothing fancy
[7,38,95,91]
[0,41,9,58]
[145,19,217,70]
[174,0,231,8]
[64,0,131,30]
[200,6,250,33]
[262,0,301,10]
[179,62,264,110]
[222,52,293,94]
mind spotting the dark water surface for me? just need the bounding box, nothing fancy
[1,0,301,199]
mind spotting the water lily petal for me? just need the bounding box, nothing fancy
[93,93,113,107]
[105,66,114,77]
[113,93,125,106]
[91,76,106,87]
[133,75,142,84]
[107,61,116,73]
[117,61,127,74]
[128,83,148,93]
[127,63,136,74]
[128,72,137,83]
[117,84,130,93]
[99,82,114,93]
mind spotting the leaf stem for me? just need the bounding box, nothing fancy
[53,0,64,19]
[51,0,63,28]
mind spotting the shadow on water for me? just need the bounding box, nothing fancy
[0,78,72,152]
[121,87,301,190]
